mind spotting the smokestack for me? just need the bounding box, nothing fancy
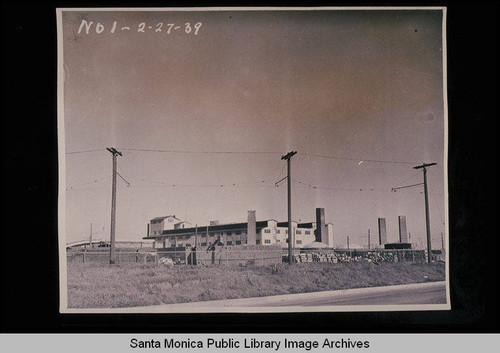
[378,218,387,245]
[247,210,256,245]
[398,216,408,243]
[315,208,325,243]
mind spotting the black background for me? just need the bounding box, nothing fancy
[1,0,499,333]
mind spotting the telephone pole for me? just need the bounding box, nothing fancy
[413,162,437,263]
[107,147,122,264]
[282,151,297,264]
[89,222,93,248]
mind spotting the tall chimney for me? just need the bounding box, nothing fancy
[398,216,408,243]
[247,210,256,245]
[378,218,387,245]
[315,208,325,243]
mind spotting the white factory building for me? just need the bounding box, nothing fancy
[144,208,334,250]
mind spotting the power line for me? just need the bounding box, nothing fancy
[391,182,424,192]
[392,170,422,189]
[116,172,130,187]
[65,146,422,166]
[65,148,106,155]
[66,180,275,190]
[117,148,283,155]
[293,179,383,192]
[66,176,111,189]
[298,152,418,165]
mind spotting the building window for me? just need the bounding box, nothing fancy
[264,239,271,244]
[305,230,310,235]
[276,229,280,233]
[264,229,271,233]
[285,230,288,234]
[227,241,232,245]
[256,240,261,245]
[296,230,302,235]
[236,240,241,245]
[296,240,302,245]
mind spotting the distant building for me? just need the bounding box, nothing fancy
[148,215,181,236]
[144,209,334,250]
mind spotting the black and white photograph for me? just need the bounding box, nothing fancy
[57,7,449,313]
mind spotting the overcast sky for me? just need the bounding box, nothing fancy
[60,8,446,248]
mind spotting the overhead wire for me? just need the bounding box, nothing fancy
[65,148,107,155]
[116,148,283,155]
[297,152,419,165]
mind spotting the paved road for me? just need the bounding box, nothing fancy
[150,281,448,311]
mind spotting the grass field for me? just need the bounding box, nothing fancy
[66,261,445,308]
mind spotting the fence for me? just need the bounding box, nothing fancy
[66,248,283,266]
[67,249,158,264]
[67,247,444,265]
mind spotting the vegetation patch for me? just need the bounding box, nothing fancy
[67,262,445,308]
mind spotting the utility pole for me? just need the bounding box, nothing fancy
[89,222,93,248]
[368,229,371,250]
[347,236,350,250]
[413,162,437,263]
[107,147,122,264]
[281,151,297,264]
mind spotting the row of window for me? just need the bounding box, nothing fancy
[159,238,305,247]
[273,239,302,244]
[265,229,311,235]
[200,240,243,246]
[154,229,313,236]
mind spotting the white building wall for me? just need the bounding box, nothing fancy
[326,223,334,246]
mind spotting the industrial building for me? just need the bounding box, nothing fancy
[144,208,334,250]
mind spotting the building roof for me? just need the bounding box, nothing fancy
[151,215,181,221]
[175,221,191,225]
